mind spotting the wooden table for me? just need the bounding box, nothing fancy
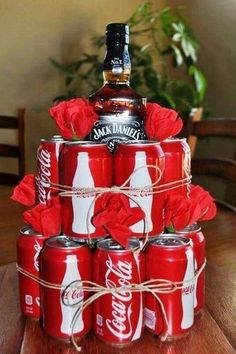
[0,187,236,353]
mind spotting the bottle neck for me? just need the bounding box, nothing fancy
[103,44,131,85]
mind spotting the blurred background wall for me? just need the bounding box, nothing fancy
[0,0,235,175]
[168,0,236,117]
[0,0,160,172]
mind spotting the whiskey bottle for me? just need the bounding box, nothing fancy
[88,23,146,152]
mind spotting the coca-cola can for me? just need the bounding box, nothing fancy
[145,234,195,338]
[60,141,112,239]
[40,235,92,340]
[161,138,191,197]
[17,226,49,319]
[93,238,145,345]
[113,140,165,237]
[176,224,205,313]
[36,135,65,204]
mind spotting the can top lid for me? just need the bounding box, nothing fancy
[45,235,87,249]
[64,141,108,147]
[20,226,42,237]
[176,223,201,234]
[118,140,160,146]
[97,238,139,251]
[149,234,190,247]
[161,137,186,143]
[40,135,65,143]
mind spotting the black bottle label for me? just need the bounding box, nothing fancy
[90,115,146,152]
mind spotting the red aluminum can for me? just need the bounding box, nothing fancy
[40,235,92,340]
[176,224,205,313]
[161,138,191,197]
[93,238,145,345]
[145,234,195,338]
[36,135,65,204]
[17,226,49,319]
[60,141,112,239]
[113,140,165,237]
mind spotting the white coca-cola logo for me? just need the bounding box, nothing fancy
[105,255,133,339]
[33,241,42,272]
[37,149,51,204]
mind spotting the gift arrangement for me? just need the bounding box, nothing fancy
[11,23,216,351]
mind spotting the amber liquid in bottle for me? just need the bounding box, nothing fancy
[88,23,146,152]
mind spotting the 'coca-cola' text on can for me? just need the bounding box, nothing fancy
[40,236,92,340]
[60,141,112,239]
[161,138,191,197]
[93,238,145,345]
[36,135,65,204]
[145,234,195,338]
[113,140,165,237]
[176,224,205,313]
[17,226,49,319]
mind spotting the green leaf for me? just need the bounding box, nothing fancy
[65,75,76,87]
[130,71,142,89]
[143,67,159,91]
[171,44,183,66]
[150,90,176,108]
[189,65,207,102]
[166,224,175,233]
[181,38,197,62]
[165,80,198,114]
[49,58,74,74]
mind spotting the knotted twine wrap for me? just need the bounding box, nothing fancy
[36,163,192,249]
[31,164,193,350]
[16,259,206,352]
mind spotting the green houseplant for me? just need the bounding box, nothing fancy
[50,2,206,117]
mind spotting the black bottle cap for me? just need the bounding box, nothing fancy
[106,23,129,44]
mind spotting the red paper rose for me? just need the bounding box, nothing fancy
[49,98,98,140]
[11,174,36,206]
[164,194,201,230]
[23,197,61,236]
[190,184,217,221]
[145,103,183,141]
[93,193,145,247]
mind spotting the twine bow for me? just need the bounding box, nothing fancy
[36,164,192,250]
[16,258,206,352]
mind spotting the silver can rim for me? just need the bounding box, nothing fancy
[96,237,140,251]
[148,234,191,247]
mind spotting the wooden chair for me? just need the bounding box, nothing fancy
[186,112,236,211]
[0,109,25,185]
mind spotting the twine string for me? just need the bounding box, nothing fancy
[16,258,206,351]
[36,165,192,251]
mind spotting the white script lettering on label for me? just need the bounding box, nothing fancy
[105,255,133,340]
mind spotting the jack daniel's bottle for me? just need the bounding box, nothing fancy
[89,23,146,152]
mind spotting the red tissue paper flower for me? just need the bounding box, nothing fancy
[92,193,145,248]
[49,98,98,140]
[23,197,61,237]
[145,102,183,141]
[164,194,201,231]
[11,174,36,206]
[190,184,217,221]
[164,185,217,230]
